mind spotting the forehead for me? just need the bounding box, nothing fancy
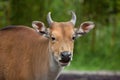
[50,22,74,36]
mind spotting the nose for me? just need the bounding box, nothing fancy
[60,51,71,63]
[61,51,71,58]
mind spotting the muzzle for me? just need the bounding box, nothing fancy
[59,51,72,66]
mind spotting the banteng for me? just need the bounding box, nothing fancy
[0,12,95,80]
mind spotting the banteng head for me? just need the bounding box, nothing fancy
[32,12,95,67]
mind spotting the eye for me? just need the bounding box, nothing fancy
[51,37,56,41]
[72,35,76,40]
[51,36,56,41]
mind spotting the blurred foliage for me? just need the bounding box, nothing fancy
[0,0,120,71]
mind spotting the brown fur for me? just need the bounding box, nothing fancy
[0,26,50,80]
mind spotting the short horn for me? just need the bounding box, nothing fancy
[47,12,53,25]
[70,11,76,25]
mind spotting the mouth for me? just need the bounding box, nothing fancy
[59,57,71,66]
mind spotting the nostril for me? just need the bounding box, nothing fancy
[61,52,67,57]
[61,51,71,58]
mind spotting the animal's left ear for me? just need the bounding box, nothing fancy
[75,21,95,37]
[32,21,49,37]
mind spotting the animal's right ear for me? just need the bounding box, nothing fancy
[32,21,49,37]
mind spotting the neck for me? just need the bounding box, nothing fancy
[48,43,63,80]
[32,39,63,80]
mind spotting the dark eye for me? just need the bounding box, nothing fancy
[51,36,56,41]
[72,35,76,40]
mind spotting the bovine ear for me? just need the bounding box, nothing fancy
[32,21,49,37]
[75,21,95,37]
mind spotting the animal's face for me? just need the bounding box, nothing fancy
[48,22,75,66]
[32,12,95,67]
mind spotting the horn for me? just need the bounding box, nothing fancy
[47,12,53,25]
[70,11,76,25]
